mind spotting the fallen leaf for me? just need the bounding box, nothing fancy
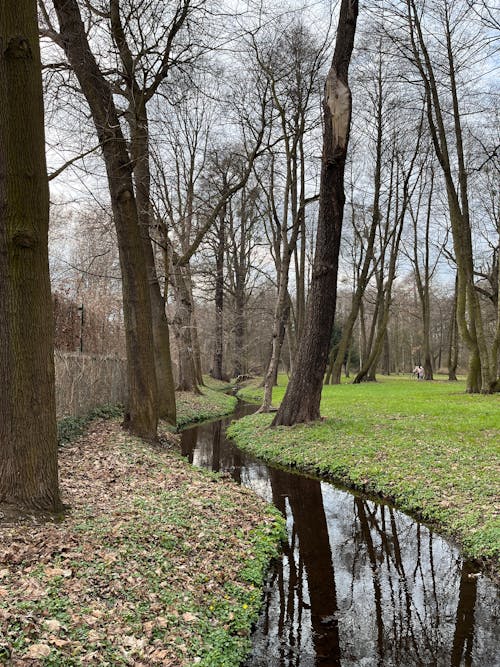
[25,644,51,659]
[44,619,62,633]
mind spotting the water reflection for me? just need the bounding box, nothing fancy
[180,405,500,667]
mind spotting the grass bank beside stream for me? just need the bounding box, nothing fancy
[175,385,237,430]
[0,386,285,666]
[229,375,500,576]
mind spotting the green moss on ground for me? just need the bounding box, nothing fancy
[0,420,285,666]
[175,387,237,430]
[229,376,500,572]
[201,375,234,393]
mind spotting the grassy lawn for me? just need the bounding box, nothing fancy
[0,390,285,666]
[229,375,500,573]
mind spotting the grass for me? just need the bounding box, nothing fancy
[175,386,237,429]
[229,374,500,574]
[0,388,285,665]
[201,375,234,393]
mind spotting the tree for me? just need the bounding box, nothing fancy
[51,0,159,438]
[353,118,423,383]
[402,0,498,392]
[328,37,389,385]
[272,0,359,426]
[250,19,327,411]
[151,60,268,392]
[107,0,193,423]
[0,0,61,511]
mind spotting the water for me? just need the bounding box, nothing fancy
[180,403,500,667]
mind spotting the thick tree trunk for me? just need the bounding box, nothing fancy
[0,1,62,511]
[53,0,158,438]
[171,264,200,393]
[272,0,358,426]
[130,106,176,423]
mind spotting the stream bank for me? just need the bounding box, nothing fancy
[230,376,500,577]
[181,401,500,666]
[0,407,284,666]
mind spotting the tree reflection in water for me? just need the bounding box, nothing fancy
[181,410,500,667]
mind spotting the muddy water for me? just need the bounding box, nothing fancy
[180,403,500,667]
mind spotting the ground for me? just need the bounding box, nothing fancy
[229,374,500,579]
[0,386,285,666]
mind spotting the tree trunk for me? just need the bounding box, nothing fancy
[382,331,390,375]
[272,0,359,426]
[191,307,204,386]
[260,257,292,411]
[408,0,495,392]
[212,214,225,380]
[331,45,383,385]
[448,277,459,381]
[129,105,176,423]
[232,271,246,378]
[0,0,62,512]
[171,264,200,393]
[422,293,433,380]
[53,0,158,438]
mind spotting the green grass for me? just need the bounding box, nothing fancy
[202,375,235,392]
[175,386,237,429]
[229,375,500,571]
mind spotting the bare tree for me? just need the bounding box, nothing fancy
[250,19,327,411]
[272,0,359,426]
[402,0,498,392]
[51,0,159,438]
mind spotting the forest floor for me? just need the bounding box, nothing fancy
[0,385,285,666]
[229,374,500,579]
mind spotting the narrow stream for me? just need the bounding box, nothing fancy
[180,402,499,667]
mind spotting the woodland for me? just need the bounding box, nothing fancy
[0,0,499,664]
[0,0,499,582]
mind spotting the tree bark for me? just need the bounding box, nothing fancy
[0,0,62,511]
[272,0,359,426]
[171,263,200,393]
[260,254,293,411]
[212,214,225,380]
[53,0,158,438]
[129,103,176,423]
[448,274,459,381]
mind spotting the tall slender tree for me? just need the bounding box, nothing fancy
[0,0,61,511]
[403,0,497,392]
[272,0,359,426]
